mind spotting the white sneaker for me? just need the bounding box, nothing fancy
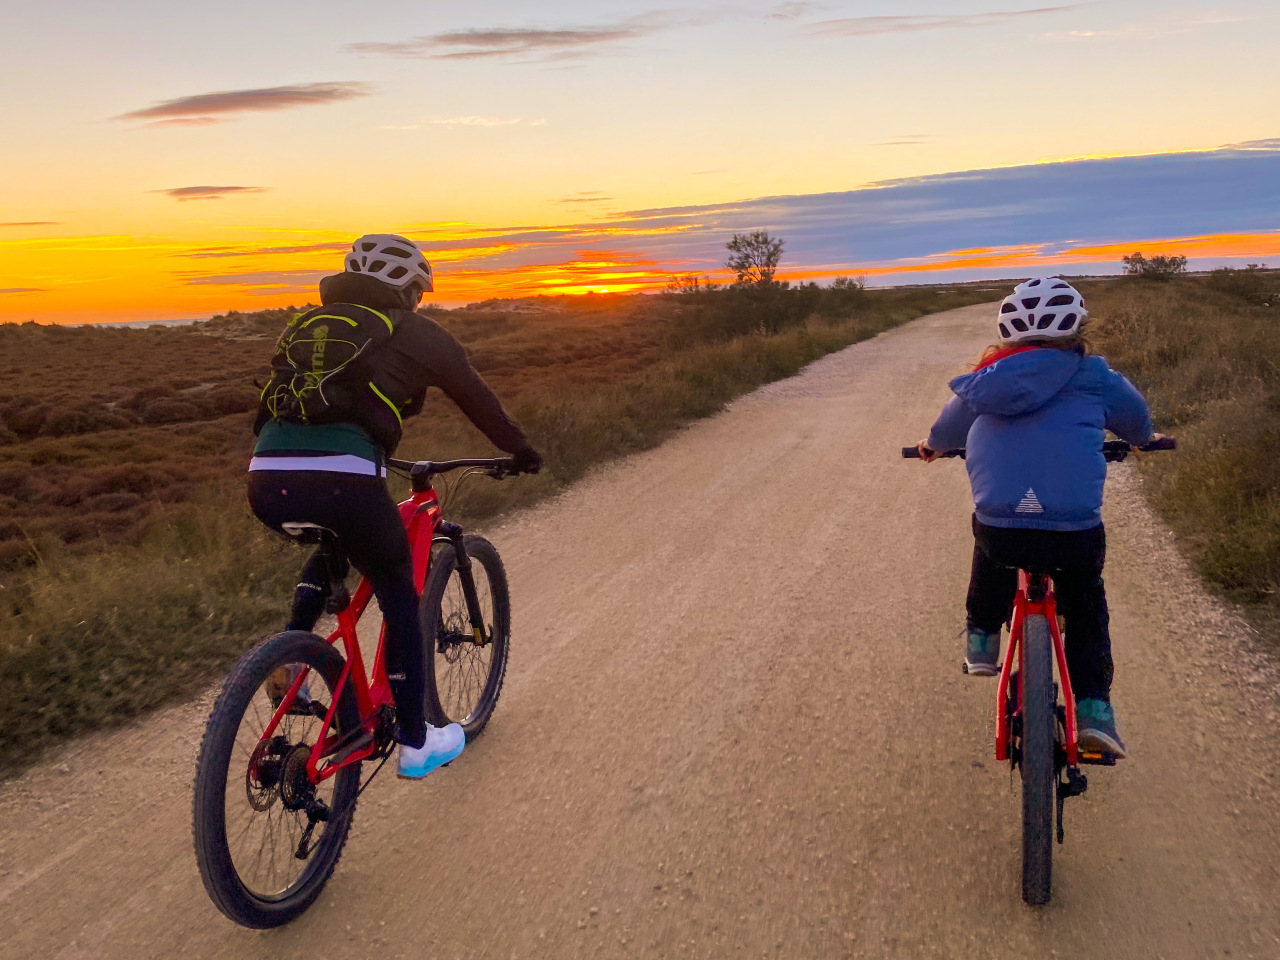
[397,723,465,780]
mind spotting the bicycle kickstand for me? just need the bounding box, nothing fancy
[1055,766,1088,844]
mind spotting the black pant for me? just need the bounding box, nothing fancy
[247,471,427,748]
[966,516,1113,702]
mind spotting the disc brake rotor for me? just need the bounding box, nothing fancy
[245,737,289,811]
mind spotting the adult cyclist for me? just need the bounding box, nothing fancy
[247,234,543,779]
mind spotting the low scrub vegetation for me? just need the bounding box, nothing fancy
[1085,271,1280,632]
[0,283,997,774]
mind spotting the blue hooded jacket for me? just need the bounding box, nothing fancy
[927,347,1152,531]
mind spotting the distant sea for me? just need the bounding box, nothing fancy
[77,317,205,329]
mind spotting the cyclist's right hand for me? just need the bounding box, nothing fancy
[917,440,942,463]
[512,446,543,475]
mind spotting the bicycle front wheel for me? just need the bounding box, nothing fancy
[420,535,511,739]
[1020,614,1056,906]
[193,631,361,928]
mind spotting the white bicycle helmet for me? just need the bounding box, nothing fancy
[345,234,433,293]
[997,277,1087,342]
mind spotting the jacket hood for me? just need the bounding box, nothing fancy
[319,272,412,312]
[949,347,1083,417]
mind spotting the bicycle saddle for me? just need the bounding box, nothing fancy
[280,522,338,546]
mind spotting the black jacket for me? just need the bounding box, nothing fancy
[255,273,531,457]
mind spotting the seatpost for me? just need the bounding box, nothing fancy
[318,534,351,614]
[1026,573,1048,603]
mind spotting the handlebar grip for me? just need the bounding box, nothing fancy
[1141,437,1177,451]
[901,446,922,459]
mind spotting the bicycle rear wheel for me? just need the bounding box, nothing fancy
[420,535,511,739]
[1020,614,1056,906]
[193,631,361,928]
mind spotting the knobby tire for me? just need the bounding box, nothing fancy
[1020,615,1056,906]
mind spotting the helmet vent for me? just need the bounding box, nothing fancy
[999,322,1011,339]
[385,247,412,259]
[1037,313,1055,329]
[1027,278,1042,287]
[1058,313,1078,331]
[1045,294,1074,307]
[1052,282,1069,289]
[1011,317,1029,332]
[1001,302,1018,314]
[348,259,361,272]
[387,265,408,280]
[369,260,387,273]
[361,242,377,252]
[1021,297,1041,309]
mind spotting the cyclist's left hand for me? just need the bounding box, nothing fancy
[917,440,941,463]
[1132,432,1166,462]
[512,445,543,475]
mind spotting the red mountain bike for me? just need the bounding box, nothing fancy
[193,456,523,928]
[903,437,1175,904]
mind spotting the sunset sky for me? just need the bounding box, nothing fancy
[3,0,1279,323]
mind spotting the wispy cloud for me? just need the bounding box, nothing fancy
[0,221,60,227]
[187,241,350,260]
[115,82,375,127]
[767,2,828,21]
[381,115,547,130]
[874,134,937,147]
[1046,11,1247,41]
[345,11,704,61]
[558,192,614,204]
[807,4,1088,38]
[153,186,268,201]
[184,269,327,287]
[0,287,44,294]
[1226,138,1280,152]
[433,116,527,126]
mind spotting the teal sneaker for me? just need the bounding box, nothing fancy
[1076,699,1127,758]
[397,723,465,780]
[964,627,1001,677]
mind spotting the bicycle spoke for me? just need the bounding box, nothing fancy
[218,657,347,900]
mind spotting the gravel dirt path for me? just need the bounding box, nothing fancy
[3,302,1279,959]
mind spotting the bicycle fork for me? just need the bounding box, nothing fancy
[435,520,491,646]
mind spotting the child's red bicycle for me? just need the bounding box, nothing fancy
[193,456,523,928]
[903,437,1175,905]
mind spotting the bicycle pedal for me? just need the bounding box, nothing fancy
[1078,751,1118,766]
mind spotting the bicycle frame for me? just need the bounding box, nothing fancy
[254,483,445,785]
[994,570,1080,767]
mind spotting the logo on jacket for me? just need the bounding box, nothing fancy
[1016,488,1044,514]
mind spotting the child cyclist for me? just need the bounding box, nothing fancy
[916,277,1155,757]
[248,234,543,780]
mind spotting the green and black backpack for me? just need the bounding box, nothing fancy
[255,303,410,453]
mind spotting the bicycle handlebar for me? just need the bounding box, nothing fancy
[901,437,1176,462]
[385,456,525,479]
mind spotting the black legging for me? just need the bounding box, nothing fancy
[966,515,1113,702]
[247,471,428,748]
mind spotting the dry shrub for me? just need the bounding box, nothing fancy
[1086,278,1280,626]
